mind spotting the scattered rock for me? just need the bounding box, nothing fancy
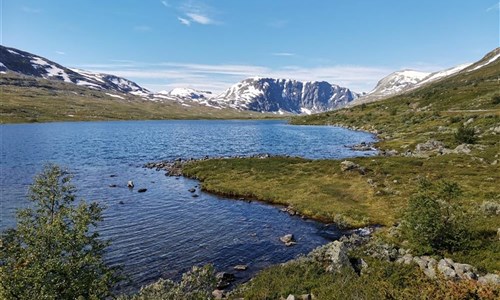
[286,294,296,300]
[437,258,457,279]
[340,160,366,174]
[416,139,445,153]
[110,174,117,177]
[478,274,500,285]
[310,241,353,273]
[138,188,147,193]
[119,201,124,205]
[280,234,296,246]
[463,117,474,126]
[188,188,196,193]
[453,144,472,154]
[127,181,134,188]
[216,272,235,289]
[380,149,399,157]
[349,142,375,151]
[396,253,414,265]
[212,289,225,299]
[340,160,359,172]
[192,194,199,198]
[234,264,248,271]
[109,184,117,188]
[453,263,475,278]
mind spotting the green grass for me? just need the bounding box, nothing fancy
[0,73,280,123]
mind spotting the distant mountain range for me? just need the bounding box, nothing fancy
[1,45,499,115]
[214,77,359,114]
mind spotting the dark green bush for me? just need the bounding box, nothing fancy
[454,125,476,144]
[402,179,470,254]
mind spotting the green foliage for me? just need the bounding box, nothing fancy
[120,265,216,300]
[454,125,477,144]
[402,179,471,254]
[0,164,119,300]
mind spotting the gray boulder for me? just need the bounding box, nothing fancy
[324,241,352,272]
[280,234,296,246]
[478,274,500,285]
[340,160,359,172]
[437,259,457,279]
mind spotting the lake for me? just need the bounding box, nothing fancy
[0,119,377,291]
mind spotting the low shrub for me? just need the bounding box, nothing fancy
[454,125,476,144]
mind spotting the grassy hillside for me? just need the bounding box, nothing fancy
[181,52,500,276]
[0,73,278,123]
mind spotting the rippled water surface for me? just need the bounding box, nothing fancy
[0,119,376,291]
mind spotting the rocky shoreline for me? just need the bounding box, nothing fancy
[144,154,291,177]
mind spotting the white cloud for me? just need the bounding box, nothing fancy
[55,51,66,55]
[185,12,213,25]
[161,1,170,8]
[486,2,499,12]
[272,52,296,57]
[76,60,391,94]
[178,17,191,26]
[177,1,218,26]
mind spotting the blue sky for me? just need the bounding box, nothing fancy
[2,0,499,93]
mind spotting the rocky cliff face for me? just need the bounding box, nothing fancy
[214,77,359,114]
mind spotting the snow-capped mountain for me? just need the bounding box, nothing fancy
[157,88,214,100]
[154,88,222,108]
[353,62,475,105]
[0,45,150,96]
[213,77,359,114]
[358,70,430,103]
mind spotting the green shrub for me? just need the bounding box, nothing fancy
[0,164,120,299]
[121,265,216,300]
[402,179,471,254]
[454,125,476,144]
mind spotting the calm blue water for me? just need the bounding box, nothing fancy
[0,119,376,291]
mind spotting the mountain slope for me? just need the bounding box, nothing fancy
[0,45,150,96]
[214,77,358,114]
[292,46,500,139]
[353,61,475,105]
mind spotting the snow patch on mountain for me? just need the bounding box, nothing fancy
[467,52,500,72]
[213,77,358,114]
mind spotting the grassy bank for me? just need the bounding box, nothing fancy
[0,73,278,123]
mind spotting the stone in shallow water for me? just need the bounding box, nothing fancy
[234,264,248,271]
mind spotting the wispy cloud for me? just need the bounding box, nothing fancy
[272,52,296,57]
[178,17,191,26]
[486,2,499,12]
[55,51,66,55]
[161,0,170,8]
[133,25,152,32]
[185,12,213,25]
[176,1,218,26]
[76,60,391,94]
